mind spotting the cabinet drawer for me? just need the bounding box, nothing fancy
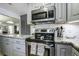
[14,39,25,45]
[13,51,26,56]
[2,39,9,43]
[13,44,25,53]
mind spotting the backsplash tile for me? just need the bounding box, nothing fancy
[63,24,79,41]
[31,23,79,41]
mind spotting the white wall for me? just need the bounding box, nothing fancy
[63,24,79,41]
[8,25,14,34]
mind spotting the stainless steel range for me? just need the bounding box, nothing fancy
[26,28,55,56]
[35,28,55,56]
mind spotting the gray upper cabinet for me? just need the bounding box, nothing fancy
[20,14,30,35]
[55,3,66,24]
[55,44,72,56]
[31,3,55,10]
[67,3,79,22]
[31,3,43,10]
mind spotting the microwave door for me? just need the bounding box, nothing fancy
[32,12,47,20]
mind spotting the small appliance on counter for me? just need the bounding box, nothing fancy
[26,28,55,56]
[56,26,63,37]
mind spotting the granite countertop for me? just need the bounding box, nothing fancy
[55,37,79,52]
[0,34,79,52]
[28,37,79,52]
[27,37,79,52]
[0,34,32,39]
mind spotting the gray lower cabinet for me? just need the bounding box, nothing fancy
[1,37,26,56]
[1,38,13,55]
[55,44,72,56]
[12,39,26,56]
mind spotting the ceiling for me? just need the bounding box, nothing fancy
[0,3,51,16]
[0,14,19,25]
[0,3,30,15]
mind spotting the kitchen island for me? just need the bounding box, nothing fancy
[0,35,79,56]
[0,34,31,56]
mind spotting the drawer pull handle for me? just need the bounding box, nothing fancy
[16,41,20,43]
[16,47,20,49]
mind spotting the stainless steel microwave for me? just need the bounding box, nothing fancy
[32,6,55,22]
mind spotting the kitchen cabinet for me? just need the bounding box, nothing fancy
[20,14,30,35]
[30,3,43,10]
[11,38,26,56]
[1,36,26,56]
[67,3,79,22]
[13,50,26,56]
[72,47,79,56]
[12,38,26,56]
[31,3,55,10]
[1,38,12,56]
[55,44,72,56]
[55,3,66,24]
[0,36,2,52]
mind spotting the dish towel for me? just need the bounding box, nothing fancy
[37,43,45,56]
[30,42,37,55]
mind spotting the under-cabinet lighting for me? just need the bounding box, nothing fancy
[68,20,79,23]
[6,21,14,24]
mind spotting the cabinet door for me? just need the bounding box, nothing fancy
[13,44,25,53]
[0,37,2,51]
[12,38,26,56]
[55,3,66,24]
[67,3,79,22]
[55,44,72,56]
[31,3,42,10]
[4,44,12,56]
[13,39,25,45]
[72,48,79,56]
